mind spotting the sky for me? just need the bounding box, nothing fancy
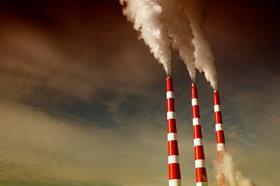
[0,0,279,185]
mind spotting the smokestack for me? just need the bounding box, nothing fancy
[213,90,226,153]
[191,83,208,186]
[166,76,181,186]
[213,90,226,186]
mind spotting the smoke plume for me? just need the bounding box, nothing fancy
[120,0,218,88]
[159,0,196,80]
[184,0,218,89]
[120,0,172,75]
[214,152,254,186]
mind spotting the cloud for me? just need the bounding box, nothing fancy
[0,72,279,185]
[0,101,160,184]
[0,100,215,186]
[0,13,160,104]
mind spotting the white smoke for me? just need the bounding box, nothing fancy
[159,0,196,80]
[183,0,218,89]
[214,152,254,186]
[120,0,218,88]
[120,0,172,75]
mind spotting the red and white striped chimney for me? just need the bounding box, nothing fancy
[213,90,226,186]
[191,83,208,186]
[213,90,226,154]
[166,76,181,186]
